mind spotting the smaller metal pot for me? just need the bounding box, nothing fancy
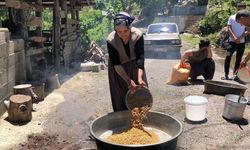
[125,86,153,110]
[223,94,248,120]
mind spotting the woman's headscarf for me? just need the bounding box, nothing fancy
[114,12,135,29]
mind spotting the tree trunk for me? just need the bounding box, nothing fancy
[8,94,32,123]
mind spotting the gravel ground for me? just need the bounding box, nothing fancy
[0,41,250,150]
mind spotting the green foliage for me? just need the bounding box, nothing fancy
[199,0,250,36]
[79,7,110,46]
[180,34,200,47]
[42,8,53,30]
[0,8,8,21]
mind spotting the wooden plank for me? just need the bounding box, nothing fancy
[5,0,21,9]
[6,0,34,9]
[26,47,47,56]
[29,36,46,43]
[20,1,34,9]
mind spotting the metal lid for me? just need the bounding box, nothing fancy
[125,86,153,110]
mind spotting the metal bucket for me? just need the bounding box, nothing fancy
[223,94,248,120]
[90,111,183,150]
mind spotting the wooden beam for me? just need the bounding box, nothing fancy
[29,36,46,43]
[26,47,47,56]
[53,0,61,68]
[0,0,96,7]
[35,0,43,47]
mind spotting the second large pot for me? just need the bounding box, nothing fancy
[204,80,247,96]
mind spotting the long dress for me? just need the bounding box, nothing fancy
[107,35,147,112]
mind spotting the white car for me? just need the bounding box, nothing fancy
[144,23,182,58]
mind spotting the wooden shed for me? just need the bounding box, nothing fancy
[0,0,95,83]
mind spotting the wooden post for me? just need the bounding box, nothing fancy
[36,0,43,48]
[70,0,76,20]
[16,9,30,80]
[53,0,61,69]
[76,9,80,30]
[8,94,32,123]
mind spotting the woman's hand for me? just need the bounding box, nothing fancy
[239,61,247,69]
[138,78,146,87]
[128,80,139,93]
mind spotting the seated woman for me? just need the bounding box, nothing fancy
[180,39,215,81]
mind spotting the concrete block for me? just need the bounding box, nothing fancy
[9,39,24,53]
[8,53,15,67]
[0,42,7,58]
[0,83,8,100]
[0,57,7,71]
[8,66,15,82]
[8,40,15,54]
[0,30,10,42]
[0,69,7,86]
[0,99,7,118]
[7,79,15,95]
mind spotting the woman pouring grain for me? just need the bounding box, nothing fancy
[107,12,148,112]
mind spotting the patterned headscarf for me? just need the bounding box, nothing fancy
[114,12,135,29]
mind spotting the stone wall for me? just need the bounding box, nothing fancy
[0,28,26,117]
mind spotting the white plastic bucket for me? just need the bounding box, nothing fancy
[184,95,208,121]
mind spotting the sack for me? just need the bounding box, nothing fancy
[166,63,191,85]
[237,66,250,83]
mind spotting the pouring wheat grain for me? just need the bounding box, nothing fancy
[106,87,160,145]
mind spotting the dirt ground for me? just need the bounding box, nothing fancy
[0,41,250,150]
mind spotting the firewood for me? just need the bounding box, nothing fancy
[26,17,42,27]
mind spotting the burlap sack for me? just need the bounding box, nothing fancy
[166,63,190,85]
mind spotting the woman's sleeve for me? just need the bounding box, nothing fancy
[135,35,145,70]
[107,42,121,66]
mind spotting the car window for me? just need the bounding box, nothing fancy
[148,24,177,34]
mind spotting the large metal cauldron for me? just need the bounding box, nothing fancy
[90,111,183,150]
[204,80,247,96]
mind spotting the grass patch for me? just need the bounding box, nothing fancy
[180,34,200,47]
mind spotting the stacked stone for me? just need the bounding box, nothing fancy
[0,28,26,117]
[0,28,12,116]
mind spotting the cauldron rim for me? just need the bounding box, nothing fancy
[89,110,183,148]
